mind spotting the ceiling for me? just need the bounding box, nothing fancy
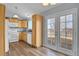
[4,3,61,19]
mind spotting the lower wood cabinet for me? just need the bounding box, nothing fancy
[19,32,27,42]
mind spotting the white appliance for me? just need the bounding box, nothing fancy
[5,19,19,52]
[27,20,32,45]
[8,22,19,42]
[27,32,32,45]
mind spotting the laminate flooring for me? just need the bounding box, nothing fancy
[6,41,66,56]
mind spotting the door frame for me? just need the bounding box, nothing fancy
[43,8,78,56]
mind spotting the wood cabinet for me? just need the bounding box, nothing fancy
[0,4,5,56]
[18,20,27,42]
[19,32,27,42]
[9,18,18,23]
[18,20,28,28]
[32,14,43,48]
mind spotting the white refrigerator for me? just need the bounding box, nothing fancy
[5,19,19,52]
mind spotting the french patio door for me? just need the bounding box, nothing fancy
[58,14,73,55]
[44,9,77,55]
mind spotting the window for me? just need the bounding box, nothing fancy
[28,20,32,29]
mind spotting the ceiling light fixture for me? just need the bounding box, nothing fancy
[42,3,56,6]
[42,3,49,6]
[13,15,19,18]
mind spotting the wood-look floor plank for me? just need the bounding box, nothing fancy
[6,41,66,56]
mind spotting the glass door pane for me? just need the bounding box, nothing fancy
[60,14,73,50]
[48,18,55,45]
[66,14,73,50]
[60,16,66,48]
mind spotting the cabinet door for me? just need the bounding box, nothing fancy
[18,20,27,28]
[32,15,43,47]
[19,32,27,42]
[36,15,43,47]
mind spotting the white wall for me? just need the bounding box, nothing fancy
[42,3,79,16]
[5,20,9,52]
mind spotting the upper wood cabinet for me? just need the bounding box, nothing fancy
[18,20,28,28]
[32,14,43,48]
[0,4,5,56]
[9,18,18,23]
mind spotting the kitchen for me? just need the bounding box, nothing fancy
[1,3,79,56]
[5,17,32,53]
